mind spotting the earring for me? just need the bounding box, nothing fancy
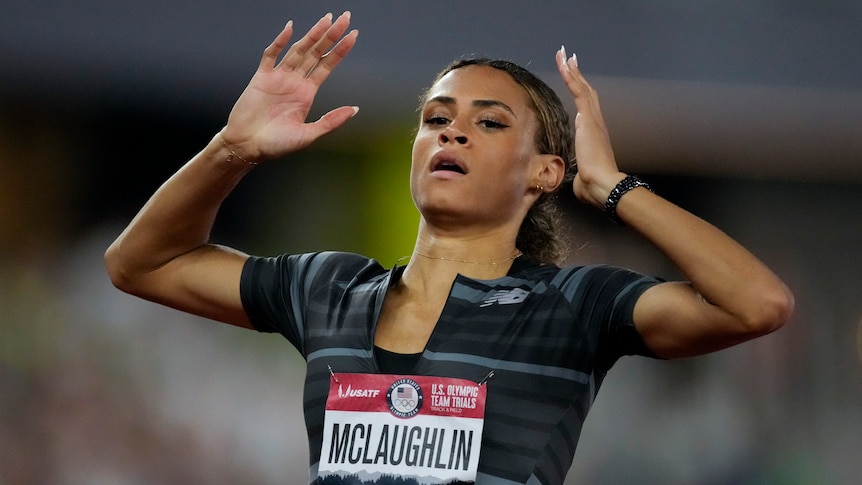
[535,184,545,192]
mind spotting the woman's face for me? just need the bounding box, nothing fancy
[411,65,543,229]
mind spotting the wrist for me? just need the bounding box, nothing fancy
[217,131,260,168]
[604,174,653,224]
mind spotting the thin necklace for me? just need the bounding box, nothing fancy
[397,250,523,266]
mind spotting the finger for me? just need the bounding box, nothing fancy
[300,11,353,77]
[297,106,360,145]
[555,48,605,125]
[556,47,590,100]
[277,12,335,71]
[313,105,360,134]
[305,28,358,84]
[277,11,351,75]
[260,20,294,70]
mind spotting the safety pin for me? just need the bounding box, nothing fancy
[478,370,495,386]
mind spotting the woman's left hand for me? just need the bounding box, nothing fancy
[555,47,626,209]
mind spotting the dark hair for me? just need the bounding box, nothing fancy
[420,58,577,264]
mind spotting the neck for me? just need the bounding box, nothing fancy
[411,249,522,266]
[399,220,523,283]
[398,230,520,286]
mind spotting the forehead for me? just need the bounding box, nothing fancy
[425,65,533,114]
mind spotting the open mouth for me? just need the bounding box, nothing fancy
[431,154,467,174]
[434,161,465,174]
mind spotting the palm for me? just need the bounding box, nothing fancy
[222,13,359,161]
[229,68,321,157]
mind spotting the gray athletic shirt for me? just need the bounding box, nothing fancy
[240,251,661,484]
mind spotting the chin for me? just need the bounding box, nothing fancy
[416,201,473,226]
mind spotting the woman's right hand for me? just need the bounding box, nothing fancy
[220,12,359,162]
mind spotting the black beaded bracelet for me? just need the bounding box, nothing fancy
[604,175,652,224]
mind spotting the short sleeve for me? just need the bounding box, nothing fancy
[239,251,387,355]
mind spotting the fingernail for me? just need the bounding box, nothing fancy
[571,53,578,67]
[343,11,351,19]
[561,45,567,58]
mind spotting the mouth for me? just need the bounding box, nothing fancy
[430,153,467,175]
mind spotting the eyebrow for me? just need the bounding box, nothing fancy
[426,96,518,118]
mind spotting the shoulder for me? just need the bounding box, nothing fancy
[243,251,389,284]
[509,261,662,304]
[240,251,390,332]
[510,259,657,286]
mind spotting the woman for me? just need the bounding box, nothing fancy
[105,11,794,484]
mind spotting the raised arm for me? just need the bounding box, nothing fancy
[104,12,359,328]
[555,47,794,358]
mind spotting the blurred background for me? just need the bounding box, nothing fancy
[2,1,861,484]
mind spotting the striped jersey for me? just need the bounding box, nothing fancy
[240,251,661,484]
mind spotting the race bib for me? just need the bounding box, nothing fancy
[319,373,487,483]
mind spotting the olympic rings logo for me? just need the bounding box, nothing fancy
[387,378,423,419]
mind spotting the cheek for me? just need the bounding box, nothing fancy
[409,137,425,175]
[410,135,422,161]
[411,129,438,165]
[409,135,430,193]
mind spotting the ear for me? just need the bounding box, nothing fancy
[532,154,566,192]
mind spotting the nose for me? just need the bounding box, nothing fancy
[439,126,469,146]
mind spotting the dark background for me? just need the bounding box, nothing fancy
[2,2,860,484]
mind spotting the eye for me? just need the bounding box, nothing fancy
[478,118,509,130]
[423,115,450,126]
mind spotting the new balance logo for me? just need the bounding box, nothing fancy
[480,288,529,307]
